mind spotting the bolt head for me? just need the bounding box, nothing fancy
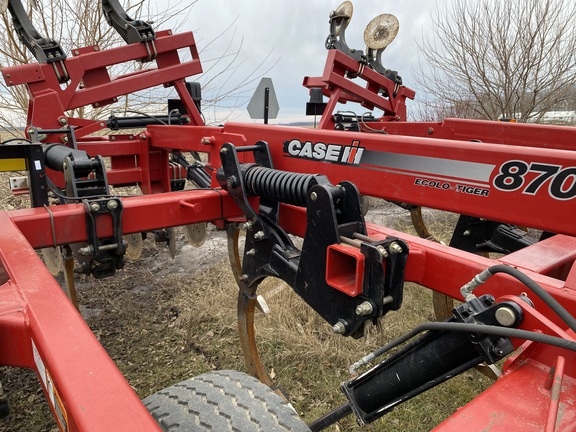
[59,118,67,125]
[220,147,228,155]
[90,203,101,212]
[254,231,265,241]
[310,191,318,202]
[107,200,118,210]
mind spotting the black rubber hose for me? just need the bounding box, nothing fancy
[355,321,576,373]
[485,264,576,334]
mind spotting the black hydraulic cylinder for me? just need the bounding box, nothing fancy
[43,145,96,176]
[187,165,211,189]
[342,328,484,424]
[106,115,185,130]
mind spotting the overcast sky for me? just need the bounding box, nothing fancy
[157,1,443,123]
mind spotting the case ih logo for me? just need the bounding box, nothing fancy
[284,139,364,165]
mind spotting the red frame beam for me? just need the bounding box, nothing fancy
[0,213,160,431]
[2,30,204,138]
[302,49,416,127]
[148,121,576,236]
[9,189,242,249]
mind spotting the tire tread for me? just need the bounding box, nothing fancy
[143,370,310,432]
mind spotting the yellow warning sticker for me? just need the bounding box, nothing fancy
[0,158,27,171]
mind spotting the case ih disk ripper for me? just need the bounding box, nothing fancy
[0,1,575,430]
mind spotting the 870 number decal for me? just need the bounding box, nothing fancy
[494,161,576,200]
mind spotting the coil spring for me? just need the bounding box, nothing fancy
[244,165,320,207]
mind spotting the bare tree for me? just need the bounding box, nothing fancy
[0,0,276,134]
[416,0,576,122]
[0,0,197,133]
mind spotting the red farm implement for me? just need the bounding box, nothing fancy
[0,0,575,430]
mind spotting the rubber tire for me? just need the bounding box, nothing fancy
[143,370,311,431]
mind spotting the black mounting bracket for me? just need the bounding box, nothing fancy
[218,142,408,338]
[325,6,364,63]
[42,143,109,201]
[82,197,125,279]
[450,215,536,254]
[365,47,403,90]
[0,143,48,207]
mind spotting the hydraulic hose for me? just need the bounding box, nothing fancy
[461,264,576,334]
[350,321,576,375]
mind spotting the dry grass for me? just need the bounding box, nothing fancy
[0,189,493,431]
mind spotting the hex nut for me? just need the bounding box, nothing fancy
[332,322,346,334]
[389,242,403,255]
[355,301,374,316]
[376,245,389,259]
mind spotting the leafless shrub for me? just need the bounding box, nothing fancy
[416,0,576,122]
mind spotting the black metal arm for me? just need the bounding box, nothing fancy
[102,0,155,45]
[7,0,69,81]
